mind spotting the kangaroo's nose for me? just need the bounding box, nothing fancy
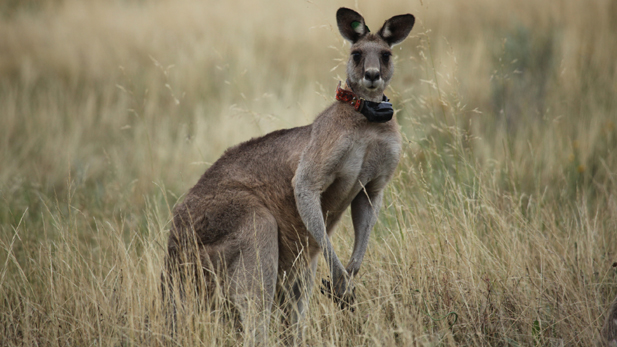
[364,70,380,82]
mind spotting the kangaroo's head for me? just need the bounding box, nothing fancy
[336,8,415,102]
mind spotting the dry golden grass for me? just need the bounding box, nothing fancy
[1,0,616,345]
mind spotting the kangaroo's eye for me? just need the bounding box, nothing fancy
[352,52,362,63]
[382,52,392,63]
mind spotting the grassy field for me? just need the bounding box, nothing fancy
[1,0,616,345]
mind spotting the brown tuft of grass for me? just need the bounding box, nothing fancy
[1,0,616,345]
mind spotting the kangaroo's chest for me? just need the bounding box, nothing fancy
[321,127,401,218]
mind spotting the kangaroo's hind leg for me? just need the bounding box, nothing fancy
[224,207,279,347]
[279,256,318,346]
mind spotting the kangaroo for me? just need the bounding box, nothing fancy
[163,8,415,346]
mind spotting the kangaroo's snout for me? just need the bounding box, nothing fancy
[362,68,382,90]
[364,69,380,82]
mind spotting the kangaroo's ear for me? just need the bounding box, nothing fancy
[378,14,415,47]
[336,8,369,43]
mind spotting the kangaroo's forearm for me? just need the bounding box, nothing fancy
[347,189,383,276]
[294,187,346,279]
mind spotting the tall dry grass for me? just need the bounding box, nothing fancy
[1,0,616,345]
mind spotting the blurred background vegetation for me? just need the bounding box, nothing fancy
[1,0,616,345]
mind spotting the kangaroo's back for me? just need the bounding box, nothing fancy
[168,124,312,248]
[190,125,312,199]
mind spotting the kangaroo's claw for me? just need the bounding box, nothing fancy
[320,278,355,312]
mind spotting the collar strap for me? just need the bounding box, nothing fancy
[335,82,394,123]
[335,81,364,111]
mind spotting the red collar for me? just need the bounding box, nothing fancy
[335,81,364,111]
[335,81,394,123]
